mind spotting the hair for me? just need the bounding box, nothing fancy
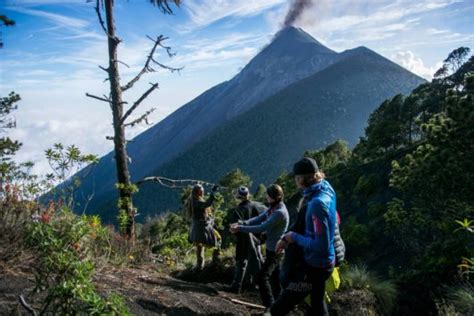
[185,184,205,221]
[301,170,326,187]
[266,184,284,202]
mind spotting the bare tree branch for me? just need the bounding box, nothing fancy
[85,93,111,103]
[98,65,109,72]
[114,59,130,68]
[124,107,156,128]
[121,36,163,91]
[150,56,183,73]
[94,0,108,36]
[121,83,159,124]
[121,35,182,91]
[146,34,175,57]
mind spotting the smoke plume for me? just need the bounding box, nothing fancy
[283,0,315,27]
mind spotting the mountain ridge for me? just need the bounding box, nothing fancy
[101,44,425,220]
[72,26,346,211]
[70,27,425,219]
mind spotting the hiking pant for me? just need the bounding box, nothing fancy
[257,250,282,308]
[270,265,333,316]
[232,250,261,291]
[231,259,248,291]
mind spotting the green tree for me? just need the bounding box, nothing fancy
[217,169,252,246]
[44,143,98,210]
[0,17,22,195]
[355,95,408,159]
[218,168,252,211]
[0,92,21,177]
[305,139,352,172]
[387,74,474,289]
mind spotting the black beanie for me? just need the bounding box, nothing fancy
[293,157,319,175]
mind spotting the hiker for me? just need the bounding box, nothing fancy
[230,184,289,310]
[279,193,345,291]
[272,157,337,316]
[227,186,264,294]
[186,184,220,270]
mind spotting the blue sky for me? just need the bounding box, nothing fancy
[1,0,473,174]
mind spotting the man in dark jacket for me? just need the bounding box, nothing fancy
[227,186,263,293]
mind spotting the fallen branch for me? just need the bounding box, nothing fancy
[19,295,38,316]
[230,298,265,310]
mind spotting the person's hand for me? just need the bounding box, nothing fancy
[283,232,294,243]
[212,185,220,193]
[229,223,240,234]
[275,239,287,254]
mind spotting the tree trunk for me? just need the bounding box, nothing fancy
[104,0,135,239]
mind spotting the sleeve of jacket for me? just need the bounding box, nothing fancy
[194,193,215,209]
[242,211,267,226]
[251,204,260,218]
[240,211,283,234]
[292,200,330,253]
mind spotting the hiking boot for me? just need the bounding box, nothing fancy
[224,284,241,294]
[211,248,221,264]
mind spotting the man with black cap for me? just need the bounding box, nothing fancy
[230,184,289,311]
[226,186,263,293]
[271,157,337,316]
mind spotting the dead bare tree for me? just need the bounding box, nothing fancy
[86,0,182,240]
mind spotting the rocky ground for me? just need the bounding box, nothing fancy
[0,257,378,315]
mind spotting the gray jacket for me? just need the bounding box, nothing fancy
[239,202,289,252]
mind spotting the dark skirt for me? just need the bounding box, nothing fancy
[189,218,217,246]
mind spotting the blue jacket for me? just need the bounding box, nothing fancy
[292,180,336,268]
[239,202,289,252]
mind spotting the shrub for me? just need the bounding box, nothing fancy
[342,264,397,315]
[140,212,193,267]
[26,206,130,315]
[445,284,474,315]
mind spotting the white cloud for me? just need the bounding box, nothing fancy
[3,0,472,177]
[175,31,269,72]
[392,50,443,80]
[296,0,462,51]
[6,0,84,4]
[179,0,286,31]
[7,7,89,28]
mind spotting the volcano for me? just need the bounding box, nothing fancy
[70,27,425,220]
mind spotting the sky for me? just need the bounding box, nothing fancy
[1,0,473,175]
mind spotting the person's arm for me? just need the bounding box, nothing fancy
[241,210,267,226]
[194,193,215,209]
[240,211,283,234]
[291,201,330,253]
